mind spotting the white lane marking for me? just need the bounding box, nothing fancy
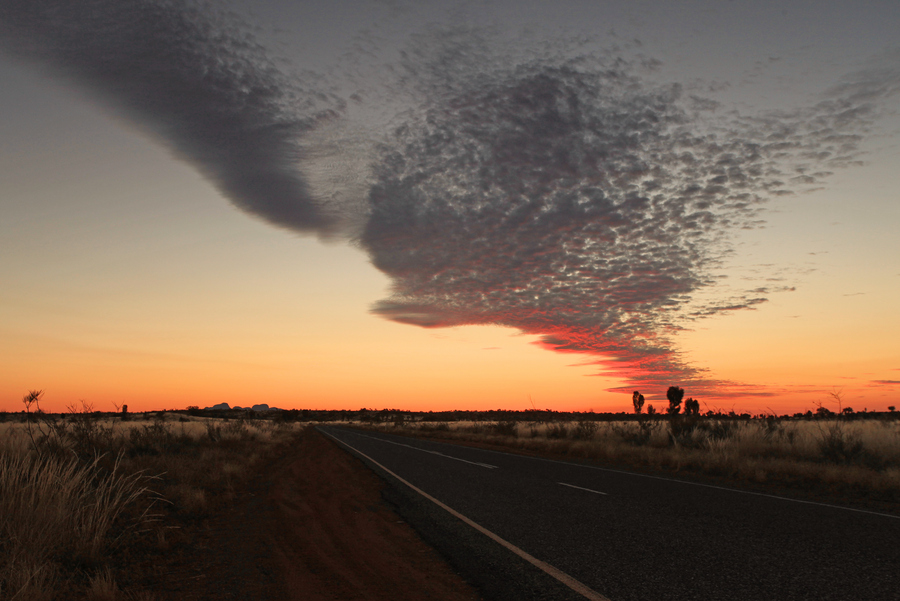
[421,437,900,521]
[351,431,498,469]
[559,482,608,496]
[320,428,610,601]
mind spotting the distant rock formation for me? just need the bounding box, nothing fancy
[201,402,282,412]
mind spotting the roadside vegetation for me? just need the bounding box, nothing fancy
[2,389,897,597]
[0,392,302,601]
[355,394,900,509]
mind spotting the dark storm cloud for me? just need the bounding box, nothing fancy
[361,34,897,395]
[0,0,343,234]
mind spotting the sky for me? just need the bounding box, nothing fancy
[1,0,898,414]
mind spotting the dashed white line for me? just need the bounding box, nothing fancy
[320,428,611,601]
[559,482,608,496]
[429,436,900,520]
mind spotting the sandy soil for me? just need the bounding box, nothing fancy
[150,426,483,601]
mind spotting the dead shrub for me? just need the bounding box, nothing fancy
[572,420,599,440]
[546,422,569,439]
[419,422,451,433]
[817,421,865,464]
[612,419,659,446]
[491,421,518,437]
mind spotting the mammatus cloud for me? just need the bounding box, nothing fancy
[0,0,344,234]
[360,35,900,396]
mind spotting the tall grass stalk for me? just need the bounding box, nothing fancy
[0,453,150,600]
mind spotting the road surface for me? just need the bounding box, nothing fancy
[319,425,899,601]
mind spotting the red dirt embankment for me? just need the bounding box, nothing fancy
[156,426,482,601]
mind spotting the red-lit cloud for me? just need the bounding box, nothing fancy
[361,31,899,397]
[3,7,898,400]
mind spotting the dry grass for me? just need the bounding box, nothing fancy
[0,408,303,600]
[0,453,149,600]
[365,417,900,504]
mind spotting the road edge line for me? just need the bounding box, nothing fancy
[319,427,611,601]
[400,432,900,520]
[559,482,608,496]
[353,431,499,468]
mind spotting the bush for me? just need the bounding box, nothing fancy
[572,420,598,440]
[546,422,569,439]
[760,415,782,440]
[419,422,451,433]
[668,416,742,449]
[491,421,518,437]
[612,418,659,446]
[667,414,701,447]
[696,419,738,443]
[817,422,864,464]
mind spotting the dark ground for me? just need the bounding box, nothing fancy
[136,426,482,601]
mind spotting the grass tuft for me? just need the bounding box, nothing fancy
[0,403,302,600]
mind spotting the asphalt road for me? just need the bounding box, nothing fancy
[318,426,899,601]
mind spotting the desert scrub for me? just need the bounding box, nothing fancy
[1,397,303,600]
[572,420,599,440]
[360,416,900,505]
[0,452,152,601]
[491,420,518,437]
[418,421,451,433]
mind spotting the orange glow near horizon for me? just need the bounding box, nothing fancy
[2,212,897,416]
[1,209,897,415]
[1,8,899,418]
[3,308,897,416]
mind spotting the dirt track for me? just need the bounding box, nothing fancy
[154,426,482,600]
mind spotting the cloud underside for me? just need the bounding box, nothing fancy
[361,40,893,395]
[0,0,343,234]
[1,5,896,397]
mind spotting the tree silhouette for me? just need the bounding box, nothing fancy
[632,391,645,414]
[666,386,684,415]
[684,398,700,415]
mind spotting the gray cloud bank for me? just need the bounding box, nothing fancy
[0,0,343,234]
[360,34,899,394]
[2,5,897,396]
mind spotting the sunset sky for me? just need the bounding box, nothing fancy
[1,0,898,415]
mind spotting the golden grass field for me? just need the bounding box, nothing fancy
[3,404,898,600]
[0,409,302,601]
